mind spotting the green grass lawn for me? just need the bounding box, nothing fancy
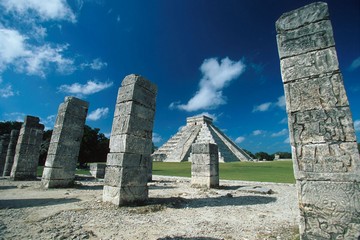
[153,160,295,183]
[37,160,295,184]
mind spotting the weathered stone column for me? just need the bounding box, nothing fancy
[10,116,44,180]
[276,2,360,239]
[191,143,219,188]
[3,130,19,176]
[90,163,106,178]
[0,134,10,175]
[42,97,89,188]
[103,74,157,206]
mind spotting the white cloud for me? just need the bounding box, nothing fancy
[252,102,272,112]
[276,95,286,109]
[284,137,290,144]
[152,133,162,144]
[87,107,109,121]
[58,80,113,97]
[354,120,360,132]
[271,128,288,137]
[0,28,28,71]
[235,136,245,144]
[81,58,107,70]
[0,85,15,98]
[349,57,360,71]
[0,0,76,22]
[252,130,265,136]
[252,95,286,112]
[2,112,26,122]
[41,114,56,130]
[0,27,75,77]
[170,57,245,112]
[19,44,75,77]
[279,117,288,124]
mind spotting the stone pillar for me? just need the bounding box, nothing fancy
[42,97,89,188]
[10,116,44,180]
[276,2,360,239]
[3,130,19,176]
[90,163,106,178]
[103,74,157,206]
[0,134,10,175]
[191,143,219,188]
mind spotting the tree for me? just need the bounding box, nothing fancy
[78,125,109,166]
[255,152,273,161]
[272,151,292,159]
[39,130,53,166]
[0,121,22,135]
[243,149,256,159]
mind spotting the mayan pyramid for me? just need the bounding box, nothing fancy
[152,115,253,162]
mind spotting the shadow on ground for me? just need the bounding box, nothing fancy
[158,237,222,240]
[145,194,276,209]
[0,198,81,209]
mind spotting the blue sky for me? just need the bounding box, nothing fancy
[0,0,359,154]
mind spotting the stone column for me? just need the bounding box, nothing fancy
[3,130,19,176]
[0,134,10,175]
[276,2,360,239]
[191,143,219,188]
[10,116,44,180]
[103,74,157,206]
[42,97,89,188]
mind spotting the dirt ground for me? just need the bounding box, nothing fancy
[0,175,299,240]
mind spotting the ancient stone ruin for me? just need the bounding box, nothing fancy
[0,134,10,175]
[103,74,157,206]
[191,143,219,188]
[152,115,252,162]
[90,163,106,178]
[276,2,360,239]
[42,97,89,188]
[3,130,19,176]
[10,116,44,180]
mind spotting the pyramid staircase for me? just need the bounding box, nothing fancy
[152,115,253,162]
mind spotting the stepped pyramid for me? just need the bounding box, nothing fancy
[152,115,253,162]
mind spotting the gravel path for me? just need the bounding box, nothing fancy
[0,175,299,240]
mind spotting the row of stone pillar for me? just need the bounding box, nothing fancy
[0,97,89,189]
[0,117,44,179]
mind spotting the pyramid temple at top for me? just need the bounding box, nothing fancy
[152,115,253,162]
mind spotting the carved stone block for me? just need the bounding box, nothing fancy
[280,47,339,82]
[298,181,360,239]
[289,107,356,145]
[284,73,349,112]
[276,2,329,32]
[277,20,335,59]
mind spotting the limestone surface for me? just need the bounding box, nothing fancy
[103,74,157,206]
[3,130,19,176]
[276,2,360,239]
[42,97,89,188]
[90,163,106,178]
[191,143,219,188]
[10,116,44,180]
[0,134,10,175]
